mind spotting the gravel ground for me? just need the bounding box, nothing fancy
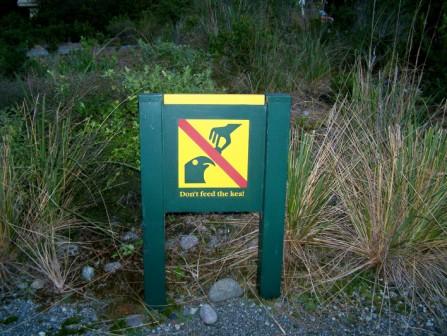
[0,299,104,336]
[1,296,445,335]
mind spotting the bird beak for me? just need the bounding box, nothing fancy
[201,157,215,166]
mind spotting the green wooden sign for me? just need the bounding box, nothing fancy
[139,94,291,308]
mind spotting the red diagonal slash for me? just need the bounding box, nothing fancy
[178,119,248,188]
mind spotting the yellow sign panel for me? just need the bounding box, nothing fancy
[178,119,249,188]
[165,94,265,105]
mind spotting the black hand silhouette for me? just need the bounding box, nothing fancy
[209,124,241,153]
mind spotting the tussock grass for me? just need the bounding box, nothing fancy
[287,123,336,242]
[0,97,108,291]
[284,57,447,308]
[326,120,447,302]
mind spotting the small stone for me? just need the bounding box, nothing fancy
[31,279,46,290]
[175,324,181,330]
[165,238,177,250]
[81,266,95,281]
[57,242,80,257]
[200,304,217,325]
[190,307,199,315]
[125,314,144,328]
[38,332,46,336]
[121,231,139,242]
[208,278,243,303]
[179,234,199,251]
[207,236,220,249]
[104,261,122,273]
[426,320,434,327]
[17,282,28,290]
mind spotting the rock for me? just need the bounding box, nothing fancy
[199,304,217,325]
[31,279,46,290]
[174,324,181,331]
[16,282,28,290]
[121,231,139,242]
[165,238,177,250]
[208,278,243,303]
[104,261,122,273]
[179,234,199,251]
[38,332,46,336]
[125,314,144,328]
[81,266,95,282]
[57,242,80,257]
[207,236,220,249]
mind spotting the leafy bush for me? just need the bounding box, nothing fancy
[98,63,216,167]
[138,40,211,73]
[23,40,216,203]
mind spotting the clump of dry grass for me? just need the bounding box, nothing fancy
[325,119,447,302]
[0,97,108,292]
[287,117,338,243]
[284,57,447,307]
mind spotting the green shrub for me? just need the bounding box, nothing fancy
[97,63,216,167]
[138,40,211,73]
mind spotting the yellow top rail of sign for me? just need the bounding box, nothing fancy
[164,94,265,105]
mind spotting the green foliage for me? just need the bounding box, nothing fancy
[84,42,216,168]
[0,13,32,77]
[207,3,334,92]
[29,38,118,76]
[109,64,214,166]
[138,40,211,73]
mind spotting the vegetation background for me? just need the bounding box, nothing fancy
[0,0,446,332]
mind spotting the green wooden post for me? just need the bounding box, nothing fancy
[258,94,291,299]
[139,94,166,308]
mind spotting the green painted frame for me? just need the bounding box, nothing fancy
[139,94,291,308]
